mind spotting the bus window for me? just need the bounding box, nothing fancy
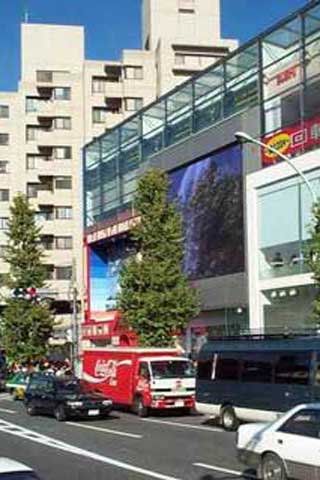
[197,359,213,380]
[215,356,240,381]
[275,353,311,385]
[241,352,273,383]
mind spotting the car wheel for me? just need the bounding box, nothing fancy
[26,401,37,416]
[134,396,149,418]
[261,453,287,480]
[220,405,239,431]
[54,404,67,422]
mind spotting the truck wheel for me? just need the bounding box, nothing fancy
[220,405,239,431]
[134,396,149,418]
[261,453,287,480]
[26,401,37,416]
[54,404,67,422]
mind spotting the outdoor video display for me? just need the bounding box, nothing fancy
[169,144,244,280]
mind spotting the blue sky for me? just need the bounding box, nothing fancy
[0,0,309,91]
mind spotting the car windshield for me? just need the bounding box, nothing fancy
[151,360,195,379]
[57,379,88,394]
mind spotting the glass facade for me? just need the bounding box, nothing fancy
[258,170,320,280]
[84,1,320,229]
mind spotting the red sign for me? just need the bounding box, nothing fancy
[262,116,320,167]
[86,216,141,245]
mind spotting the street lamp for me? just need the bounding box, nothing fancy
[235,131,317,204]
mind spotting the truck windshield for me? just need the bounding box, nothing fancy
[151,360,195,379]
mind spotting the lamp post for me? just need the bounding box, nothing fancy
[234,131,317,204]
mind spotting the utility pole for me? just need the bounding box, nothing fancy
[70,257,79,374]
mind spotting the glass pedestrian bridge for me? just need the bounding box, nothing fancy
[84,0,320,228]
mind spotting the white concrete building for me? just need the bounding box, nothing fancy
[0,0,237,344]
[246,151,320,333]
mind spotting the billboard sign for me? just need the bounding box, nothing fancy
[262,115,320,166]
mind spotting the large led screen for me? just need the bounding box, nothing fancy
[169,144,244,280]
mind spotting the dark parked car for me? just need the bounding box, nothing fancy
[24,374,113,421]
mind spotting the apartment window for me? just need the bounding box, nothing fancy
[37,71,53,83]
[124,66,143,80]
[0,161,8,174]
[0,189,9,202]
[55,176,72,190]
[54,117,72,130]
[56,266,72,280]
[44,265,54,280]
[37,206,54,221]
[26,156,37,170]
[26,127,37,142]
[0,106,9,118]
[41,236,54,250]
[124,97,143,112]
[55,236,73,250]
[0,245,6,258]
[54,146,72,160]
[179,0,195,14]
[26,183,38,199]
[56,207,72,220]
[92,78,106,93]
[54,87,71,101]
[0,218,8,230]
[26,98,38,113]
[105,97,122,113]
[92,108,106,124]
[0,134,9,146]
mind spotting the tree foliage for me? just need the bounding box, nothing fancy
[117,169,199,347]
[0,194,54,362]
[308,201,320,320]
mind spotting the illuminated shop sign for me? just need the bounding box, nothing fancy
[86,216,141,244]
[262,115,320,166]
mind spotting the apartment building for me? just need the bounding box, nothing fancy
[0,0,237,345]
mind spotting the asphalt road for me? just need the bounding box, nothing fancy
[0,393,251,480]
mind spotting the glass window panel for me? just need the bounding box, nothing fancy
[166,109,193,147]
[259,182,300,279]
[304,4,320,38]
[262,17,301,68]
[259,184,299,246]
[101,130,119,159]
[194,64,224,100]
[120,116,141,146]
[166,83,193,117]
[85,142,100,169]
[301,177,320,241]
[226,43,259,83]
[263,50,302,102]
[193,92,223,133]
[305,37,320,83]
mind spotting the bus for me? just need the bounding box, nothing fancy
[195,335,320,430]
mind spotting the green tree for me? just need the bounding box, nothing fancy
[0,194,54,362]
[308,201,320,322]
[117,169,199,347]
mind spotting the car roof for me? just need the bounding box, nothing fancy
[0,458,33,474]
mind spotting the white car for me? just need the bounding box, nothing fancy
[0,458,40,479]
[237,403,320,480]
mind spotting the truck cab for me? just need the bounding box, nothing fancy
[135,356,195,416]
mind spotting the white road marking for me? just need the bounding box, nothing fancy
[66,421,142,439]
[0,394,12,401]
[194,462,256,478]
[142,418,222,432]
[0,408,16,414]
[0,418,180,480]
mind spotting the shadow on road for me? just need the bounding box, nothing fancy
[198,468,256,479]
